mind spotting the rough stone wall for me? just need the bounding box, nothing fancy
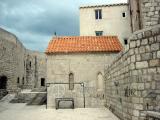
[25,50,47,89]
[0,28,26,92]
[129,0,160,32]
[46,53,117,108]
[0,28,47,92]
[141,0,160,28]
[104,25,160,120]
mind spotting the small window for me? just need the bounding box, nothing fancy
[30,61,31,67]
[69,73,74,90]
[95,31,103,36]
[22,77,24,85]
[122,12,126,17]
[95,9,102,19]
[41,78,45,86]
[17,77,20,84]
[124,39,128,45]
[24,61,25,67]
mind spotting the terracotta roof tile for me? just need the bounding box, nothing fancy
[45,36,123,54]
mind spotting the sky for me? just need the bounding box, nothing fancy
[0,0,127,52]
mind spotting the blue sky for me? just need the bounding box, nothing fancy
[0,0,127,52]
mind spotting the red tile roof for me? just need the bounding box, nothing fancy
[45,36,123,54]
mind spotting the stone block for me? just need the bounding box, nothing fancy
[149,37,155,44]
[130,63,135,70]
[137,33,143,39]
[149,59,160,67]
[136,55,141,61]
[138,83,145,90]
[130,41,136,48]
[141,53,152,60]
[157,50,160,58]
[151,43,159,51]
[134,104,143,110]
[133,110,140,116]
[145,45,151,52]
[141,39,148,45]
[157,35,160,42]
[136,61,148,69]
[137,40,141,47]
[131,55,136,63]
[139,46,146,53]
[148,68,156,73]
[145,3,152,7]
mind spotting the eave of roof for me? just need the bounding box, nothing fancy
[80,3,128,9]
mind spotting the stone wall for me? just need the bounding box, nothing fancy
[129,0,160,32]
[47,53,117,108]
[0,28,47,93]
[0,28,26,92]
[141,0,160,28]
[24,50,47,89]
[104,25,160,120]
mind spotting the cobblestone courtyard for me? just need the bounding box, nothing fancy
[0,97,119,120]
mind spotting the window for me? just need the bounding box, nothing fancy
[24,61,25,67]
[22,77,24,85]
[17,77,20,84]
[95,9,102,19]
[122,12,126,17]
[41,78,45,86]
[95,31,103,36]
[30,61,31,67]
[124,39,128,45]
[0,76,7,89]
[69,73,74,90]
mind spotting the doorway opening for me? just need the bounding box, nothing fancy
[0,76,7,89]
[41,78,45,87]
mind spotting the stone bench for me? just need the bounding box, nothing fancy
[55,98,74,109]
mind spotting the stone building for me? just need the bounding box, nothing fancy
[45,36,122,108]
[80,3,132,46]
[0,28,47,99]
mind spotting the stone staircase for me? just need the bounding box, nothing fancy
[0,94,15,103]
[10,88,47,105]
[27,93,47,105]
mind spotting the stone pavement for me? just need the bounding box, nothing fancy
[0,102,119,120]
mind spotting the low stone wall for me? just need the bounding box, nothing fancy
[104,25,160,120]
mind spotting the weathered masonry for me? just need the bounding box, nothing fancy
[45,36,122,108]
[0,28,47,98]
[105,25,160,120]
[129,0,160,32]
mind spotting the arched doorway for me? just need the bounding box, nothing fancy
[97,72,103,91]
[0,76,7,89]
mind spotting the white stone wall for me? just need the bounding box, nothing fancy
[80,5,132,46]
[46,53,117,108]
